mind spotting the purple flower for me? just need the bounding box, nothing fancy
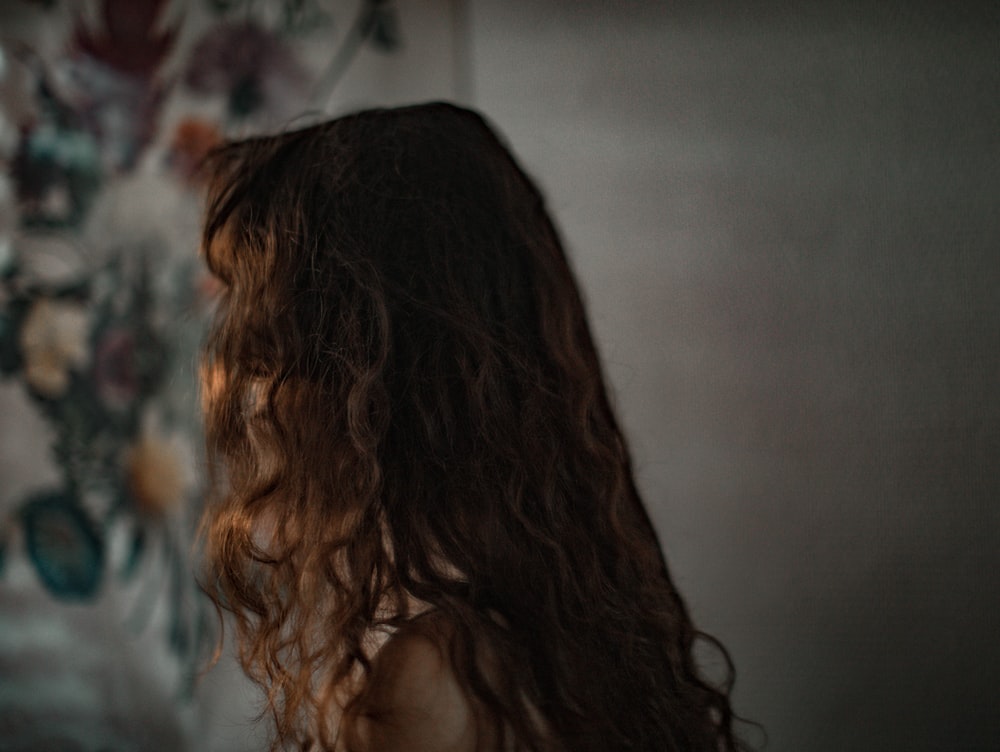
[184,20,309,121]
[93,327,138,409]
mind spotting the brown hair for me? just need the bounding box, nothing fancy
[199,102,745,751]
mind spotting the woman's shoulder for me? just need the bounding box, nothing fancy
[350,613,479,752]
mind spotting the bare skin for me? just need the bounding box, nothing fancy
[348,628,481,752]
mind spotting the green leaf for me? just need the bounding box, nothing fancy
[369,5,401,52]
[120,524,147,581]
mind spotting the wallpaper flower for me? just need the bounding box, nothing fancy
[184,19,308,121]
[0,0,403,746]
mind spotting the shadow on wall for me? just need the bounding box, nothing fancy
[468,2,1000,751]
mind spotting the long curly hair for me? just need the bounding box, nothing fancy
[199,102,746,751]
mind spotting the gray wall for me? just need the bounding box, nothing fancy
[467,2,1000,750]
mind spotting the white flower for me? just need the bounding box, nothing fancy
[19,298,91,398]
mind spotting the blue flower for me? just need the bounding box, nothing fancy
[22,491,104,600]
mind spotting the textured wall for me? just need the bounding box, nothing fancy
[467,2,1000,750]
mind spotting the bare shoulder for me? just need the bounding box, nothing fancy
[351,619,480,752]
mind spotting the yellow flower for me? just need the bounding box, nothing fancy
[126,432,190,517]
[19,298,90,398]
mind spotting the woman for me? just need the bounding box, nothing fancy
[199,102,745,751]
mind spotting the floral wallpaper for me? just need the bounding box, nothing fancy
[0,0,406,748]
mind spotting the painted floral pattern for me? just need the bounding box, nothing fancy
[18,296,90,397]
[0,0,402,744]
[184,19,309,122]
